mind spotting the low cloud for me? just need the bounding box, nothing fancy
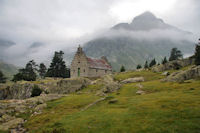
[0,0,199,66]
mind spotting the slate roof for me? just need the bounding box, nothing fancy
[87,57,112,70]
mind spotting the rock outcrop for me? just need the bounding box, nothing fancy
[45,78,91,94]
[0,94,65,131]
[0,83,34,100]
[152,58,194,72]
[121,77,145,84]
[162,65,200,82]
[91,75,120,96]
[0,77,91,100]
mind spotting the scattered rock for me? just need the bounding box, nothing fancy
[136,90,145,95]
[161,71,170,76]
[136,83,143,89]
[108,99,118,104]
[81,98,105,111]
[35,103,47,111]
[121,77,144,84]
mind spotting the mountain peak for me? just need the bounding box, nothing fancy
[132,11,157,22]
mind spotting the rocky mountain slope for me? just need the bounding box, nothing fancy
[83,11,195,71]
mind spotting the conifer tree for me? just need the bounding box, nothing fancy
[39,63,47,79]
[169,48,183,61]
[194,40,200,65]
[120,65,125,72]
[144,61,149,69]
[12,60,37,81]
[46,51,70,78]
[162,56,168,64]
[0,70,6,83]
[149,58,156,67]
[136,64,142,69]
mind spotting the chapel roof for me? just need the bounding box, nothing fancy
[87,57,112,70]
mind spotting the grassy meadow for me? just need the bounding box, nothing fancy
[23,70,200,133]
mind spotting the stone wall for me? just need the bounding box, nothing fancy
[88,68,112,77]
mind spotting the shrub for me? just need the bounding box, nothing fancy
[120,65,125,72]
[31,85,42,97]
[136,64,142,69]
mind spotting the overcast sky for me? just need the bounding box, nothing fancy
[0,0,199,66]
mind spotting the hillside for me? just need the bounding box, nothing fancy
[0,57,200,132]
[0,61,18,79]
[22,68,199,133]
[83,12,195,71]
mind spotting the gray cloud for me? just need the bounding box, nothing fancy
[0,0,199,66]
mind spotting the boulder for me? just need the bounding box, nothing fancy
[121,77,144,84]
[163,66,200,82]
[35,103,47,111]
[108,99,118,104]
[92,75,120,93]
[161,71,170,76]
[152,58,194,72]
[136,90,145,95]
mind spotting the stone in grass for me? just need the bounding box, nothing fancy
[108,99,118,104]
[162,71,170,76]
[121,77,145,84]
[136,90,145,95]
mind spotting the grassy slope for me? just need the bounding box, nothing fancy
[25,70,200,133]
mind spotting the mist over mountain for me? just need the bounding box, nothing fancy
[0,61,18,79]
[0,39,16,61]
[112,11,189,32]
[83,11,195,71]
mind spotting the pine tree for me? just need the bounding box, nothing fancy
[120,65,125,72]
[46,51,70,78]
[39,63,47,79]
[149,58,156,67]
[136,64,142,69]
[144,61,148,69]
[0,70,6,83]
[169,48,183,61]
[12,60,37,81]
[194,42,200,65]
[162,56,168,64]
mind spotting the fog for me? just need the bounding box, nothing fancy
[0,0,199,66]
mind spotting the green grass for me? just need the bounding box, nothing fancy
[25,70,200,133]
[114,70,164,81]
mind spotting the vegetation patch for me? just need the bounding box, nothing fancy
[31,85,42,97]
[23,70,200,133]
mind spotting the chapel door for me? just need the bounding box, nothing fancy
[78,68,80,77]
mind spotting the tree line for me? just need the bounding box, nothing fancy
[1,40,200,83]
[0,50,70,83]
[120,43,200,72]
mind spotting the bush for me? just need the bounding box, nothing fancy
[120,65,125,72]
[31,85,42,97]
[136,64,142,69]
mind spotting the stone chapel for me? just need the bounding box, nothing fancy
[70,46,112,78]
